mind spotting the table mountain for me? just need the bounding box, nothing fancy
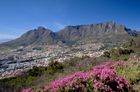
[0,21,138,47]
[57,21,138,45]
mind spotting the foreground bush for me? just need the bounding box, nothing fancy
[47,61,64,74]
[23,61,131,92]
[113,59,140,91]
[27,66,44,76]
[103,47,134,61]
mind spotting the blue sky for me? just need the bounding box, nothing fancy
[0,0,140,40]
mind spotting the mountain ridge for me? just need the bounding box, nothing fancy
[0,21,138,47]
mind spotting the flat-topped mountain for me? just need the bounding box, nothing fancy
[57,21,138,45]
[0,21,138,47]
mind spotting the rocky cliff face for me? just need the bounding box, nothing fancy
[58,21,127,40]
[0,21,138,47]
[57,21,137,44]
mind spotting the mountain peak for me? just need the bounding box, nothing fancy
[32,26,52,32]
[37,26,47,31]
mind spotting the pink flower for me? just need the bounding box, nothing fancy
[93,80,104,89]
[22,88,32,92]
[100,68,116,80]
[22,61,131,92]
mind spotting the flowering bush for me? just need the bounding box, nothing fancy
[22,61,131,92]
[22,88,32,92]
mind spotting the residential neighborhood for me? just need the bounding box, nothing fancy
[0,43,104,79]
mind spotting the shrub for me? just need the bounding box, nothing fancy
[0,84,20,92]
[103,47,134,60]
[23,61,131,92]
[103,51,110,58]
[47,61,64,74]
[28,66,44,77]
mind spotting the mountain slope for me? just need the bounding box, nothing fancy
[0,21,138,47]
[0,27,59,47]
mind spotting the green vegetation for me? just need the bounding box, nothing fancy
[1,54,140,91]
[103,47,134,61]
[27,66,44,77]
[114,60,140,91]
[2,37,140,92]
[47,61,64,74]
[0,56,108,92]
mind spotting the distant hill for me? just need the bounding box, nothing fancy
[0,21,138,48]
[0,39,13,44]
[0,27,60,47]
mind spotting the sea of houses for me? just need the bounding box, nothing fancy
[0,43,104,79]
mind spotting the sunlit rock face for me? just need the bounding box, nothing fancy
[57,21,138,45]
